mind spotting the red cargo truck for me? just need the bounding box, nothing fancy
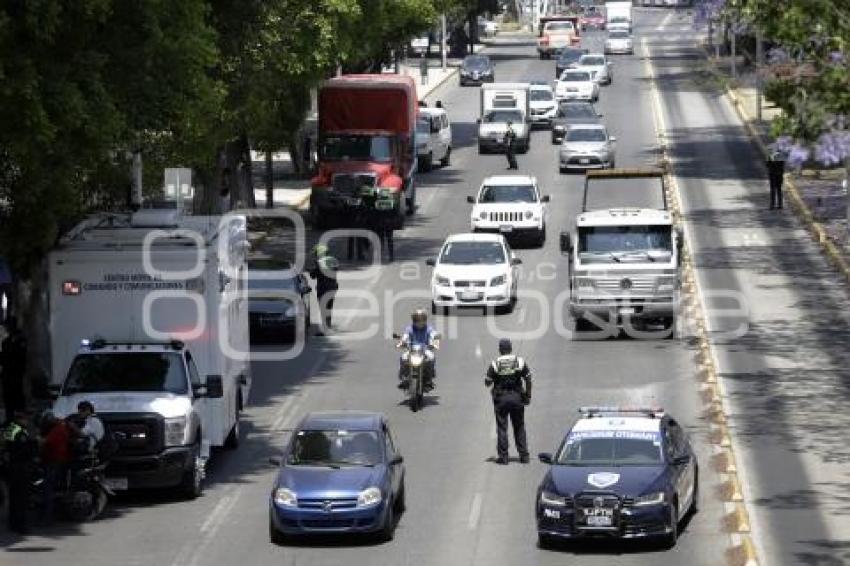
[310,75,418,230]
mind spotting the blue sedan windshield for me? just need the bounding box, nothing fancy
[557,431,663,466]
[288,429,382,467]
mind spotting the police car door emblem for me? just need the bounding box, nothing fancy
[587,472,620,488]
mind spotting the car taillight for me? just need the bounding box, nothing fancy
[540,36,550,45]
[62,280,82,295]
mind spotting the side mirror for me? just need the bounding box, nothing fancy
[426,258,435,266]
[390,454,404,465]
[269,456,282,466]
[541,195,550,203]
[597,113,604,117]
[511,257,522,265]
[205,375,224,399]
[559,231,571,253]
[466,195,475,203]
[476,118,482,124]
[538,452,553,464]
[673,454,691,466]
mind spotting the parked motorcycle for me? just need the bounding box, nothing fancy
[393,332,440,412]
[32,454,112,522]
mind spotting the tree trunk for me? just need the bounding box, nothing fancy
[265,151,274,209]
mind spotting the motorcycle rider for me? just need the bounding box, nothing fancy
[485,338,532,465]
[38,411,73,524]
[308,244,340,335]
[396,309,439,391]
[68,401,104,455]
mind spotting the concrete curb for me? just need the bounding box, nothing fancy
[642,38,759,565]
[701,50,850,288]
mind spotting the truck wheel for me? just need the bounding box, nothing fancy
[179,438,204,500]
[421,153,432,172]
[270,520,288,545]
[440,147,451,167]
[406,182,416,215]
[225,401,241,450]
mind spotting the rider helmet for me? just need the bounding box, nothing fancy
[411,309,428,329]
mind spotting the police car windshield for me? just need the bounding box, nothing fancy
[63,352,188,395]
[557,431,663,466]
[479,185,537,203]
[288,430,382,467]
[439,241,506,265]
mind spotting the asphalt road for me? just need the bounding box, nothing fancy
[2,9,730,565]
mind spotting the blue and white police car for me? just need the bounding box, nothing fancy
[535,407,698,548]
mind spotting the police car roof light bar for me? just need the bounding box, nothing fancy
[579,406,664,418]
[86,339,185,351]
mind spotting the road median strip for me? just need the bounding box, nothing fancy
[643,37,759,565]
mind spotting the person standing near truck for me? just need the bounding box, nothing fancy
[504,122,518,170]
[309,245,340,335]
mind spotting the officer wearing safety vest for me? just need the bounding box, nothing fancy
[485,338,532,465]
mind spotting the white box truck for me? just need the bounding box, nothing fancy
[605,1,633,33]
[477,83,532,154]
[47,209,252,498]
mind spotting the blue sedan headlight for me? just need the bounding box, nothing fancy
[357,486,382,507]
[540,490,568,506]
[633,491,665,506]
[273,487,297,507]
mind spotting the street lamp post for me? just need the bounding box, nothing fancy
[441,14,447,72]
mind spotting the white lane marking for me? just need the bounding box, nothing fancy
[199,487,237,534]
[655,11,675,31]
[468,493,483,530]
[271,395,299,430]
[475,342,482,359]
[517,306,527,325]
[188,486,243,566]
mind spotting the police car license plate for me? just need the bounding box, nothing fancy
[105,477,128,491]
[460,290,481,301]
[587,515,613,527]
[499,225,513,233]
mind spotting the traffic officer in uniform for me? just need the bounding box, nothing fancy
[3,410,35,533]
[504,121,518,170]
[308,244,339,335]
[485,338,532,465]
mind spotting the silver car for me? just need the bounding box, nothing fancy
[576,54,613,85]
[604,30,633,55]
[559,124,616,172]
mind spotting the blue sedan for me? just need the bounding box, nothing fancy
[535,407,698,548]
[269,411,406,543]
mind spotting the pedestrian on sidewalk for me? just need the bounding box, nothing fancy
[766,152,785,209]
[309,245,339,335]
[504,122,518,170]
[1,317,27,425]
[419,55,429,86]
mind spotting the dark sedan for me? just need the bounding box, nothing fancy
[247,264,312,343]
[555,47,589,78]
[536,408,698,548]
[459,54,495,86]
[269,411,406,543]
[551,101,602,143]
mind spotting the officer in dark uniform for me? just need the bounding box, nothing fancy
[347,188,373,261]
[308,245,339,335]
[766,152,785,209]
[3,410,35,533]
[504,122,518,170]
[485,338,532,465]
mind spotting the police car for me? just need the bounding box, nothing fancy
[535,407,697,548]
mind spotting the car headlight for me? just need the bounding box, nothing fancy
[524,210,534,219]
[634,491,666,506]
[554,124,565,131]
[540,490,568,506]
[436,275,450,286]
[284,305,296,318]
[490,275,506,286]
[357,487,382,507]
[479,210,488,220]
[273,487,298,507]
[164,416,187,446]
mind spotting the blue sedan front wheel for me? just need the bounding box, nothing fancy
[269,519,287,545]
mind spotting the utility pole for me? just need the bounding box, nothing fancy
[441,13,447,72]
[131,151,143,208]
[730,27,737,79]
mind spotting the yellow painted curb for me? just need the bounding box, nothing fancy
[724,503,752,533]
[712,449,738,474]
[721,476,745,502]
[727,535,759,566]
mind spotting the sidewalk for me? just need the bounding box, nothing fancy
[674,49,850,564]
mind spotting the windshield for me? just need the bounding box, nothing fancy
[63,352,188,395]
[557,431,663,466]
[321,135,393,163]
[558,103,597,119]
[484,110,523,123]
[545,22,574,32]
[610,16,629,23]
[463,56,490,70]
[578,225,673,257]
[479,185,537,203]
[561,71,591,82]
[580,56,605,66]
[609,31,629,39]
[566,128,607,142]
[416,119,430,134]
[288,429,382,467]
[559,50,585,64]
[530,89,554,101]
[439,241,506,265]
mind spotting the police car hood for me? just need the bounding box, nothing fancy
[547,464,667,497]
[53,392,191,420]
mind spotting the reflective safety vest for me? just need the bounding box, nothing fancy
[491,355,524,391]
[2,422,24,443]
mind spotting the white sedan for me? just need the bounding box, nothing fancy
[576,54,613,85]
[555,69,599,102]
[605,30,634,55]
[427,233,521,314]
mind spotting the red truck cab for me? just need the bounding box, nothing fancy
[537,15,582,59]
[310,75,418,230]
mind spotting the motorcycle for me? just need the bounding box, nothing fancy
[31,453,112,522]
[393,332,440,412]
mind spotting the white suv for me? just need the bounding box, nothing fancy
[468,175,549,247]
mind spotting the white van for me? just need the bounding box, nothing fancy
[416,105,452,171]
[48,209,251,498]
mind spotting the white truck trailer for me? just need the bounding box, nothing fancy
[477,82,532,153]
[47,208,252,498]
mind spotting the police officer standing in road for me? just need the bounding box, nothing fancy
[766,151,786,210]
[485,338,532,465]
[3,410,35,533]
[504,122,518,170]
[308,244,339,335]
